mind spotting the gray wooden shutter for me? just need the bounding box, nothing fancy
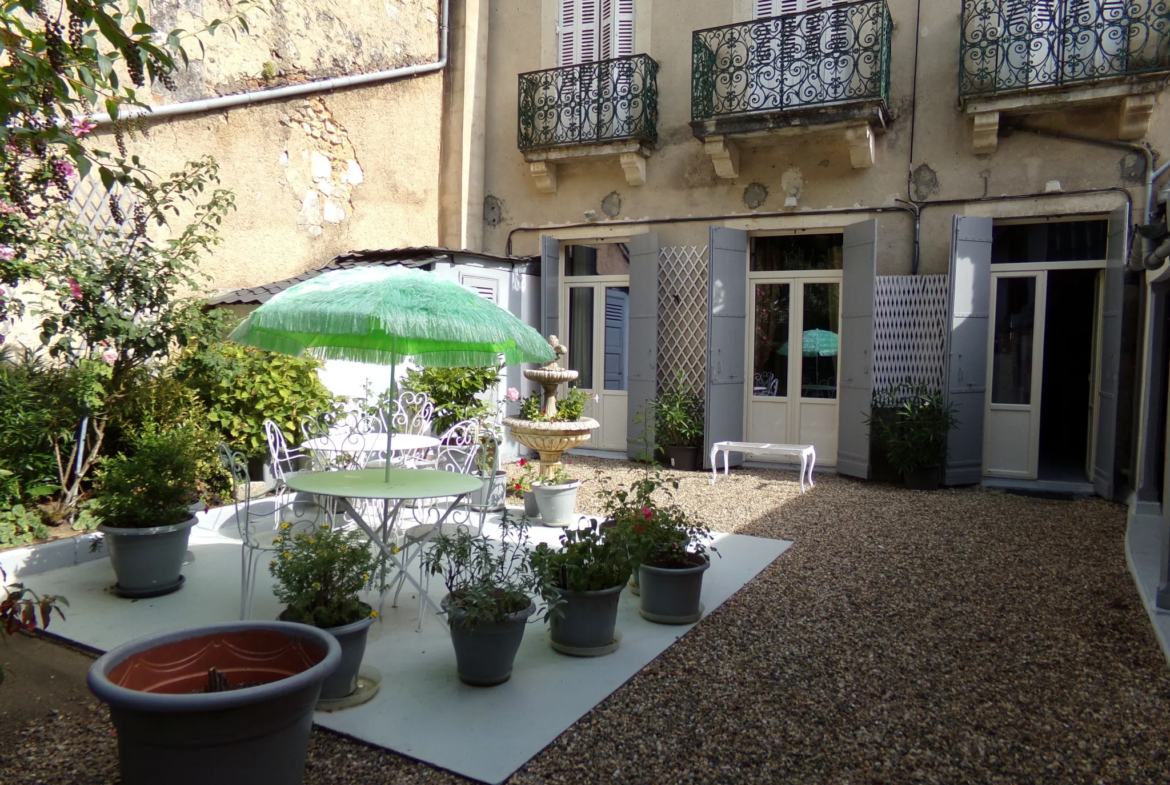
[944,215,993,486]
[704,227,748,469]
[1094,205,1129,499]
[837,219,877,479]
[627,233,659,460]
[541,235,560,340]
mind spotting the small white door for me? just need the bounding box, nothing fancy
[562,281,629,451]
[984,271,1047,478]
[747,274,841,464]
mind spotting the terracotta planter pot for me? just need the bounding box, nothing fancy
[87,621,340,785]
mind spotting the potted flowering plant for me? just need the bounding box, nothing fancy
[603,469,716,624]
[269,525,379,702]
[530,520,630,656]
[422,514,554,686]
[508,457,541,519]
[93,427,203,598]
[532,462,580,528]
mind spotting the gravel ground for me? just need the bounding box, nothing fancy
[5,457,1170,784]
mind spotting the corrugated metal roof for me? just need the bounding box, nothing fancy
[207,247,533,306]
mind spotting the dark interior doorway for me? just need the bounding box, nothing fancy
[1038,269,1098,482]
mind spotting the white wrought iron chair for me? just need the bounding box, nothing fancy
[388,436,490,630]
[219,442,315,620]
[264,419,327,526]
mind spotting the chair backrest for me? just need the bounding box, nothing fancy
[264,419,302,484]
[438,418,480,448]
[392,391,435,436]
[300,412,334,442]
[436,440,482,476]
[218,443,258,545]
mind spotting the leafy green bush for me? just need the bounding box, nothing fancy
[649,374,704,447]
[93,428,201,529]
[0,348,80,498]
[401,365,501,434]
[175,341,339,459]
[601,468,715,569]
[531,521,631,595]
[517,386,588,423]
[867,382,959,474]
[269,525,378,628]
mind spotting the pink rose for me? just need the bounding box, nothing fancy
[101,348,118,365]
[640,507,652,520]
[68,278,82,299]
[0,245,14,261]
[506,387,520,402]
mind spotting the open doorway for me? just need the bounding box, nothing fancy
[1037,269,1098,482]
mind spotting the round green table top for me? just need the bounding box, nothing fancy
[285,468,482,500]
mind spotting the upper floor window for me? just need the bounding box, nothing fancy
[991,220,1108,264]
[558,0,636,66]
[751,234,844,272]
[753,0,850,18]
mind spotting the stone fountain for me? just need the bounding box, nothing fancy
[503,335,599,480]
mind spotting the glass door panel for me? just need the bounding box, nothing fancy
[753,283,790,398]
[984,272,1046,478]
[599,286,630,449]
[567,286,595,390]
[800,282,839,399]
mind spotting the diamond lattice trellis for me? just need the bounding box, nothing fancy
[65,175,135,236]
[658,245,708,392]
[873,274,949,394]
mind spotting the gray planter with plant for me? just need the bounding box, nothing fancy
[638,555,710,624]
[86,621,340,785]
[524,490,540,519]
[270,525,380,704]
[532,521,630,656]
[533,479,580,527]
[650,374,705,471]
[866,382,959,490]
[93,428,204,597]
[602,467,717,625]
[423,514,553,686]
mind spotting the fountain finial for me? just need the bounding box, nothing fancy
[545,335,567,370]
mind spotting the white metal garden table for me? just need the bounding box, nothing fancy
[284,468,481,630]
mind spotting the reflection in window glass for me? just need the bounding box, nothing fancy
[753,284,789,397]
[565,243,631,276]
[991,277,1036,405]
[568,287,594,390]
[991,221,1107,264]
[751,234,843,272]
[801,283,839,399]
[603,287,629,391]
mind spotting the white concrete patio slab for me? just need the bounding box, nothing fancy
[27,503,791,784]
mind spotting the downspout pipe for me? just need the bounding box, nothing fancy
[86,0,449,126]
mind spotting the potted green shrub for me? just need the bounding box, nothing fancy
[87,620,340,785]
[93,427,203,598]
[605,470,717,624]
[532,462,580,528]
[422,515,553,686]
[269,524,379,703]
[867,382,959,491]
[531,520,631,656]
[648,377,705,471]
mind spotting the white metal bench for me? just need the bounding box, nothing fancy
[709,441,816,492]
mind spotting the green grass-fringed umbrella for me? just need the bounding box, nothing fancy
[229,265,555,481]
[778,329,839,357]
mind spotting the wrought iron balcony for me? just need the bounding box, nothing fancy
[691,0,892,124]
[517,54,659,152]
[960,0,1170,98]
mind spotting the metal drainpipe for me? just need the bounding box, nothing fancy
[85,0,449,125]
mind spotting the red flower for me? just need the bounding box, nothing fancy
[640,507,652,520]
[514,482,522,491]
[518,458,527,467]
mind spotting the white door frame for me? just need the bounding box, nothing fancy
[561,275,630,451]
[744,268,843,463]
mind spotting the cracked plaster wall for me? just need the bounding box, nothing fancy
[95,0,442,296]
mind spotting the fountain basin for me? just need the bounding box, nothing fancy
[503,417,599,479]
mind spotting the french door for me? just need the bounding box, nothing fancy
[746,273,841,464]
[562,279,630,451]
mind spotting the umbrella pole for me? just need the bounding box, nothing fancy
[385,359,397,484]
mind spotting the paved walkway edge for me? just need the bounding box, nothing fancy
[1124,504,1170,666]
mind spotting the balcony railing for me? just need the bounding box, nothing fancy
[960,0,1170,98]
[691,0,891,123]
[518,54,659,152]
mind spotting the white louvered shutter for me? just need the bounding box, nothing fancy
[579,0,599,63]
[612,0,635,57]
[754,0,775,17]
[559,0,602,66]
[758,0,851,16]
[461,274,498,304]
[558,0,576,66]
[599,0,613,59]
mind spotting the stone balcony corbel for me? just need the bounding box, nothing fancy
[523,141,651,194]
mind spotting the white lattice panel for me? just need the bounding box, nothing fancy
[66,175,134,236]
[658,245,708,391]
[873,274,949,394]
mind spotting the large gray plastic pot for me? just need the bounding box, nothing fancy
[319,614,374,699]
[87,621,340,785]
[444,596,535,686]
[533,480,580,527]
[99,515,199,598]
[638,554,710,624]
[470,470,508,512]
[549,582,624,656]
